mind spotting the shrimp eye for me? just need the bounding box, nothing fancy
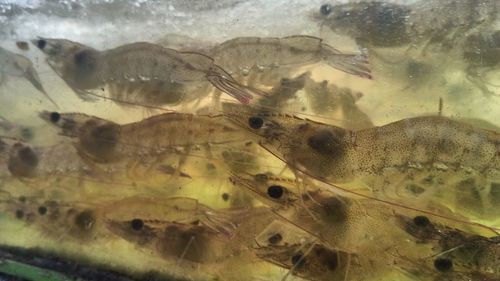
[15,209,24,219]
[248,117,264,129]
[434,258,453,272]
[131,218,144,231]
[267,185,284,199]
[268,233,283,244]
[413,216,430,227]
[38,206,47,215]
[36,39,47,49]
[49,112,61,123]
[320,4,332,16]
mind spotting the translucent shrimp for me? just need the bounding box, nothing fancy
[0,46,58,107]
[223,107,500,222]
[32,38,263,105]
[3,140,88,180]
[230,172,408,256]
[39,111,249,163]
[254,220,384,281]
[0,192,106,242]
[209,35,372,87]
[104,197,274,264]
[395,214,500,276]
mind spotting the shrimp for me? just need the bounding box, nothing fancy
[395,214,500,276]
[254,220,384,281]
[0,192,106,242]
[0,46,58,107]
[39,110,249,160]
[230,172,410,256]
[38,110,261,184]
[223,108,500,222]
[104,197,274,264]
[4,140,88,180]
[32,38,263,105]
[209,35,372,87]
[316,1,498,52]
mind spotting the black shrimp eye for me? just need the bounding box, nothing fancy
[131,218,144,231]
[434,258,453,272]
[268,233,283,245]
[36,39,47,49]
[38,206,47,215]
[267,185,284,199]
[15,209,24,219]
[413,216,430,227]
[248,117,264,129]
[49,112,61,123]
[320,4,332,16]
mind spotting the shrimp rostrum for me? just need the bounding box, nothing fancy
[32,37,264,105]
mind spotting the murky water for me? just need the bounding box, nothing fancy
[0,1,499,280]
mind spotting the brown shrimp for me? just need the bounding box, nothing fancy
[223,108,500,222]
[104,197,273,264]
[40,110,249,162]
[33,38,263,105]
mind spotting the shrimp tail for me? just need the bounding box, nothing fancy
[324,53,373,79]
[24,66,59,108]
[207,66,267,104]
